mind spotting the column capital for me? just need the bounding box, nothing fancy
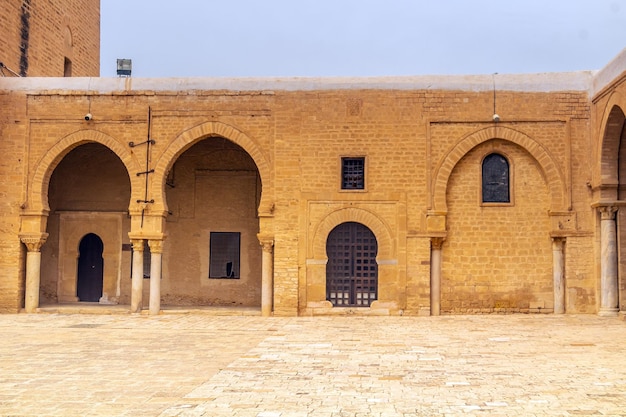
[431,237,446,250]
[148,239,164,254]
[260,240,274,253]
[551,236,565,249]
[257,234,274,253]
[598,205,618,220]
[130,239,144,251]
[19,233,49,252]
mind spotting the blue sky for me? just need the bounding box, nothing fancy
[100,0,626,77]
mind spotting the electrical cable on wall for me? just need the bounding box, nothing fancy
[492,72,500,122]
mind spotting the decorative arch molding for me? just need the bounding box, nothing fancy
[432,126,567,212]
[151,121,273,215]
[28,129,137,214]
[597,91,626,188]
[310,207,395,261]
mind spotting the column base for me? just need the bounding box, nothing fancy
[598,307,619,317]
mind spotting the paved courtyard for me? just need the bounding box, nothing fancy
[0,312,625,417]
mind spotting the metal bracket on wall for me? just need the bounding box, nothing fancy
[129,139,155,148]
[131,107,157,226]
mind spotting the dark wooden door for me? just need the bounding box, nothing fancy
[77,233,104,302]
[326,222,378,307]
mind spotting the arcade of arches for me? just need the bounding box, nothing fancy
[3,49,626,316]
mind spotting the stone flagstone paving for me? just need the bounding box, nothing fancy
[0,313,625,416]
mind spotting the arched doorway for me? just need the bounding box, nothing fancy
[77,233,104,302]
[41,142,131,305]
[163,136,262,307]
[326,222,378,307]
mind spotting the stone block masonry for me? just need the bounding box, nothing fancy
[0,56,625,314]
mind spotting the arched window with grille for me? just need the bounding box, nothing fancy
[482,153,510,203]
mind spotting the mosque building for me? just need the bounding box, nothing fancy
[1,0,626,316]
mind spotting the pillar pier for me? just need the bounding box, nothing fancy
[552,237,565,314]
[148,239,163,315]
[259,237,274,317]
[130,239,144,313]
[430,237,444,316]
[599,206,619,316]
[20,233,48,313]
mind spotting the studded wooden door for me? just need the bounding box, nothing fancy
[77,233,104,302]
[326,222,378,307]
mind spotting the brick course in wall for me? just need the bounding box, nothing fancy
[0,0,99,77]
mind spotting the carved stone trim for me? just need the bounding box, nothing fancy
[257,233,274,254]
[148,239,164,254]
[599,205,618,220]
[431,237,446,250]
[551,237,565,250]
[259,239,274,254]
[130,239,144,252]
[19,233,49,252]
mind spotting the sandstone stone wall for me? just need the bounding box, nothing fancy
[0,63,624,314]
[0,0,100,77]
[0,92,27,312]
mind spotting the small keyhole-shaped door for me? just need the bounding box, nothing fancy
[77,233,104,302]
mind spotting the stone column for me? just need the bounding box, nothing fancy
[259,238,274,317]
[20,233,48,313]
[130,239,144,313]
[599,206,619,316]
[430,237,444,316]
[148,239,163,315]
[552,238,565,314]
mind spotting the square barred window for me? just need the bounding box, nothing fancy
[341,157,365,190]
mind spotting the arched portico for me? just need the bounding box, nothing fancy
[135,122,274,315]
[26,130,140,214]
[20,130,137,312]
[151,121,273,216]
[597,95,626,193]
[595,96,626,316]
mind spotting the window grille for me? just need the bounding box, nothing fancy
[341,157,365,190]
[482,153,510,203]
[209,232,241,279]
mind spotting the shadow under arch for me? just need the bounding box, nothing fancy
[432,125,567,213]
[28,129,138,214]
[151,121,273,216]
[310,207,395,261]
[597,92,626,192]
